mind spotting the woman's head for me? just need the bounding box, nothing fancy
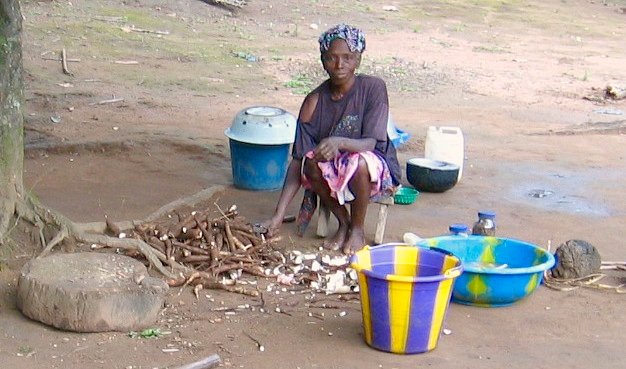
[319,24,365,82]
[318,24,366,54]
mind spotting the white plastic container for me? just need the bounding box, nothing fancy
[425,126,465,181]
[402,232,423,245]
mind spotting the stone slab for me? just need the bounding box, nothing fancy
[16,252,169,332]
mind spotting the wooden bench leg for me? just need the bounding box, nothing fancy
[317,198,392,243]
[374,203,389,245]
[316,204,331,238]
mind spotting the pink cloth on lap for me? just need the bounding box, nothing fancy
[302,151,394,205]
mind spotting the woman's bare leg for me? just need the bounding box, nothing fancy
[343,156,370,254]
[303,159,350,251]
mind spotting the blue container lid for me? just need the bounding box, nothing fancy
[477,210,496,219]
[449,223,469,234]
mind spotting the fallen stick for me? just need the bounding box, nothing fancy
[90,97,124,105]
[600,265,626,271]
[114,60,139,65]
[601,261,626,266]
[42,57,81,62]
[92,15,126,23]
[129,27,170,35]
[61,48,73,76]
[243,332,264,352]
[307,303,343,309]
[171,353,221,369]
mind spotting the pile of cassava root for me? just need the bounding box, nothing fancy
[103,204,284,297]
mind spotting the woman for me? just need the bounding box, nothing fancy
[262,24,401,254]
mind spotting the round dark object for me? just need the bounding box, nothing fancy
[406,158,459,193]
[551,239,602,279]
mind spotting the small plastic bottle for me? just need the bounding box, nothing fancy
[471,211,497,236]
[448,223,469,237]
[403,232,423,245]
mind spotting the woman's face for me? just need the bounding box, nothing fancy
[321,39,361,83]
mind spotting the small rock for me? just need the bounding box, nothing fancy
[551,239,601,279]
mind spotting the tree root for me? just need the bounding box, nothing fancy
[9,184,268,297]
[144,186,225,223]
[77,233,187,279]
[39,227,68,257]
[13,185,227,282]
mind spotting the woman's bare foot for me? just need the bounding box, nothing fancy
[322,223,349,251]
[342,227,366,255]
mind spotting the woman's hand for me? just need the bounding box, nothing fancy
[313,137,343,161]
[259,215,283,238]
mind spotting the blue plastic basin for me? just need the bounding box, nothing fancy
[417,236,555,307]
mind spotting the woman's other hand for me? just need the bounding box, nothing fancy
[313,137,342,161]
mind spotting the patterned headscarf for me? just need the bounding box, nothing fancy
[318,24,366,54]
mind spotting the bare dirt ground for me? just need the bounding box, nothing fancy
[1,0,626,368]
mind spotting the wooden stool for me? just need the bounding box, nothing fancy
[316,196,394,245]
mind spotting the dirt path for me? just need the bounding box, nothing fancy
[1,1,625,368]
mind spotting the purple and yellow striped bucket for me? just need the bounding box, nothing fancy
[350,244,463,354]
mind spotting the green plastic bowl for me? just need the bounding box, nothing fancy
[393,187,419,205]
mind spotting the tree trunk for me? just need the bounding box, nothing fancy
[0,1,204,279]
[0,0,25,239]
